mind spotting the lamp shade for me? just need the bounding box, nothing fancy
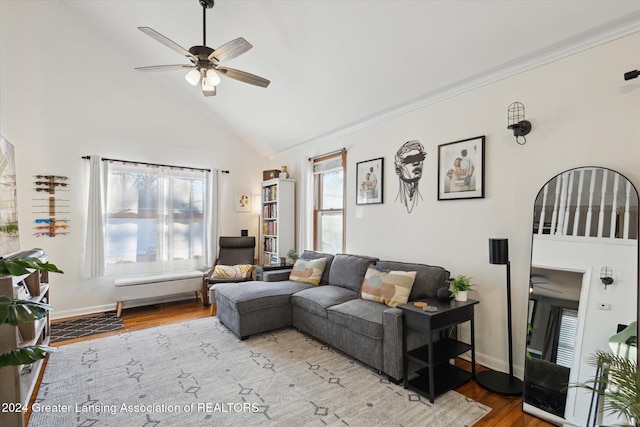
[185,69,201,86]
[489,238,509,264]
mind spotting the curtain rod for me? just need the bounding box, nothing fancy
[82,156,212,172]
[308,147,346,161]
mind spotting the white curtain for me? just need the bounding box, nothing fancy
[85,158,217,277]
[83,155,107,277]
[298,157,314,251]
[205,169,219,268]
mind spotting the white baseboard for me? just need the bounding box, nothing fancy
[457,352,525,379]
[51,294,199,321]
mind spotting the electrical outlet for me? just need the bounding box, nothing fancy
[597,303,611,310]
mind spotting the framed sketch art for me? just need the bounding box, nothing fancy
[437,136,485,200]
[356,157,383,205]
[235,189,252,212]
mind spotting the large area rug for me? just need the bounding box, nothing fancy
[30,317,490,426]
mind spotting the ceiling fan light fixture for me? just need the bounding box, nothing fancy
[185,68,201,86]
[201,69,217,91]
[206,69,221,86]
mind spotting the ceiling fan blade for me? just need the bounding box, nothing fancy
[218,67,270,88]
[135,64,195,72]
[138,27,197,62]
[203,87,217,97]
[208,37,252,63]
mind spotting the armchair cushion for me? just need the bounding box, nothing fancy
[212,264,253,280]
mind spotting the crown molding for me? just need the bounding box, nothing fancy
[275,13,640,158]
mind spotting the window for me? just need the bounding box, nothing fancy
[556,308,578,368]
[313,151,346,253]
[105,162,208,274]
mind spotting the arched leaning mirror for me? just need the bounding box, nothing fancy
[524,167,638,426]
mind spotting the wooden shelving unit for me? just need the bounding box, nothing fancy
[261,178,295,265]
[0,253,51,427]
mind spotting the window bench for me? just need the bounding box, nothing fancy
[114,270,205,317]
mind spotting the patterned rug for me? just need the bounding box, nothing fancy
[50,312,124,343]
[31,317,490,426]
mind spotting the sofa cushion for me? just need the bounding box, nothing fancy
[376,261,450,300]
[300,250,335,285]
[215,280,313,314]
[360,266,417,307]
[289,257,327,285]
[291,285,358,318]
[327,299,386,339]
[329,253,379,292]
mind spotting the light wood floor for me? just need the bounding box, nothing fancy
[35,299,553,427]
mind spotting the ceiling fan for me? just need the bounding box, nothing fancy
[135,0,270,97]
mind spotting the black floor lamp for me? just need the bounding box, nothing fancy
[476,238,524,395]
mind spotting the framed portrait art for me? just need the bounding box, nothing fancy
[437,136,485,200]
[356,157,383,205]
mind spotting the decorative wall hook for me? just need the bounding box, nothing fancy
[507,101,532,145]
[600,266,614,289]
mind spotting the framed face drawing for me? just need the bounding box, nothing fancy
[394,140,425,213]
[438,136,485,201]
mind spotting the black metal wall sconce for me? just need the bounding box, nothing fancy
[600,266,614,289]
[624,70,639,80]
[507,101,532,145]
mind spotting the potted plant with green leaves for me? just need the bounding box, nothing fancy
[286,249,299,265]
[449,275,474,302]
[0,256,63,369]
[572,349,639,426]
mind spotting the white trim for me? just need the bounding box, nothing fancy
[50,294,196,321]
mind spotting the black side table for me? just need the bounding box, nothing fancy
[399,298,478,403]
[254,264,293,280]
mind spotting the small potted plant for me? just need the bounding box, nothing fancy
[449,275,474,302]
[286,249,299,265]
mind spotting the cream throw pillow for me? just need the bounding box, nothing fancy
[360,266,417,307]
[289,257,327,286]
[212,264,252,279]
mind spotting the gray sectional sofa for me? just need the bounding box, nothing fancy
[214,250,450,382]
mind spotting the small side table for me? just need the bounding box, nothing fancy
[399,298,478,403]
[254,264,293,281]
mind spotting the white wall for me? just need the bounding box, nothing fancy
[271,32,640,377]
[0,1,269,318]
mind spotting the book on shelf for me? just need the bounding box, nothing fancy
[262,185,278,202]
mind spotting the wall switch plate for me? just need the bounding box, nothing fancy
[597,303,611,310]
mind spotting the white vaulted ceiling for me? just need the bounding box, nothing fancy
[58,0,640,156]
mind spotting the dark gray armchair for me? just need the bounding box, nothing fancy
[204,236,256,315]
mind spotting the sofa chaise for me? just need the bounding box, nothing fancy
[214,250,450,382]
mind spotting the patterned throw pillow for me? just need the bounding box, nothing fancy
[289,257,327,285]
[360,266,417,307]
[212,264,252,279]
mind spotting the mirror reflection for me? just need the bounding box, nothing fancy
[524,167,638,426]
